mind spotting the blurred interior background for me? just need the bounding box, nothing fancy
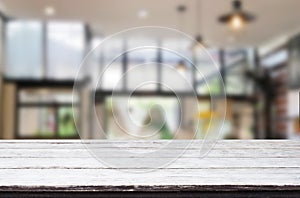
[0,0,299,140]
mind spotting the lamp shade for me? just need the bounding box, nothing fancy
[218,0,255,31]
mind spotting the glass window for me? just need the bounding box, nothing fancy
[224,100,254,139]
[224,48,253,95]
[58,107,77,137]
[287,90,300,138]
[104,97,179,140]
[19,107,56,138]
[17,87,79,138]
[161,39,193,92]
[19,89,78,103]
[5,21,43,78]
[47,22,85,79]
[127,38,158,91]
[88,38,102,86]
[261,50,288,68]
[288,36,300,88]
[196,99,211,138]
[100,39,123,90]
[195,48,221,95]
[18,106,78,138]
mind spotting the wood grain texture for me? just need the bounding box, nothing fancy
[0,140,300,193]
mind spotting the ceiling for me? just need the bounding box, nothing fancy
[0,0,300,47]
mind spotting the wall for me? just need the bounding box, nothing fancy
[2,83,16,139]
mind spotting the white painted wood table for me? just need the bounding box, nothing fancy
[1,140,300,197]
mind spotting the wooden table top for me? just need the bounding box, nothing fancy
[1,140,300,194]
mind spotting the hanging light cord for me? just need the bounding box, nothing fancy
[177,5,186,32]
[195,0,202,35]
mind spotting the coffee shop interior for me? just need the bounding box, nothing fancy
[0,0,299,140]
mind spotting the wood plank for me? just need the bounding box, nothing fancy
[1,157,300,169]
[1,168,300,187]
[1,147,300,158]
[1,140,300,193]
[0,140,300,149]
